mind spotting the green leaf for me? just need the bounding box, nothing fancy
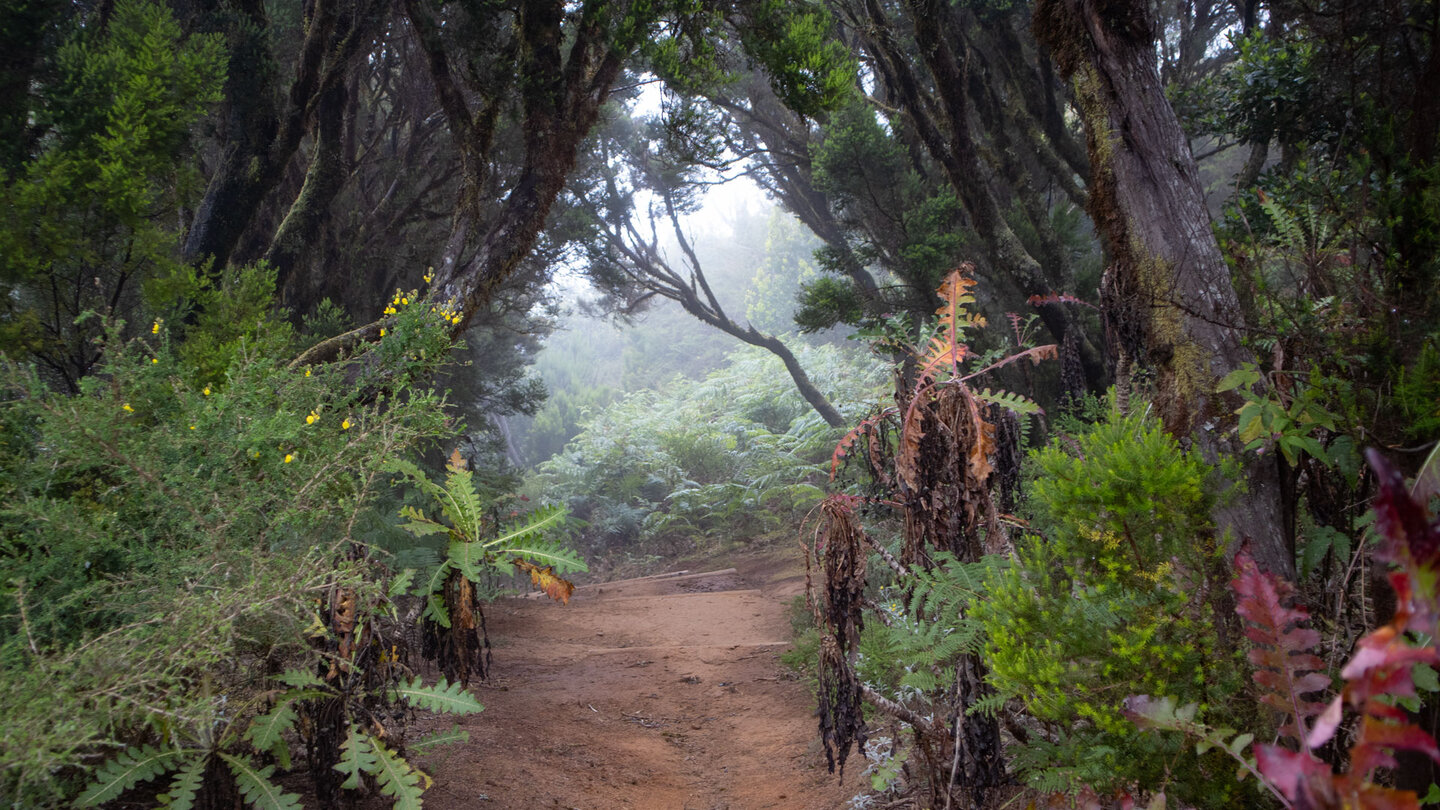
[368,739,427,810]
[274,669,325,689]
[245,704,296,769]
[1227,732,1254,756]
[397,505,450,538]
[334,723,378,791]
[1415,663,1440,693]
[1217,366,1261,393]
[156,756,205,810]
[219,753,303,810]
[409,725,471,753]
[446,535,488,582]
[76,745,186,806]
[388,568,417,599]
[394,676,484,715]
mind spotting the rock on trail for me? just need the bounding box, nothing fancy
[412,554,864,809]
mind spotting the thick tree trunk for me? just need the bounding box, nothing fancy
[267,78,351,309]
[1034,0,1292,577]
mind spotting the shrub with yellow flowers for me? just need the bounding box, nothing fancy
[0,266,459,807]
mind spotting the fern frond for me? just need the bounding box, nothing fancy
[481,505,568,555]
[397,505,450,539]
[76,745,186,807]
[388,568,417,599]
[334,723,378,790]
[440,466,485,542]
[245,704,296,768]
[970,387,1044,417]
[274,669,325,689]
[409,725,471,753]
[219,753,303,810]
[394,676,484,715]
[156,756,205,810]
[445,535,487,582]
[368,740,426,810]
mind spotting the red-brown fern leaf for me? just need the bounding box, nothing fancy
[830,408,896,480]
[1027,292,1099,310]
[1231,548,1331,747]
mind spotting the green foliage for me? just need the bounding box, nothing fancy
[972,404,1246,805]
[528,343,886,560]
[0,277,463,805]
[0,0,225,384]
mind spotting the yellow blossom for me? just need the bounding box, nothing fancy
[284,454,294,463]
[122,403,133,413]
[341,418,352,430]
[203,385,211,396]
[189,425,196,430]
[305,367,311,377]
[379,328,386,337]
[401,297,409,305]
[306,410,319,425]
[151,321,161,334]
[151,358,159,364]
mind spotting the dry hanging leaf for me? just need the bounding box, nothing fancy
[513,559,576,605]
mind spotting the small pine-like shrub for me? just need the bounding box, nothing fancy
[974,403,1247,805]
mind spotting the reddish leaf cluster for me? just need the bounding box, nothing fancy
[1232,549,1330,745]
[1247,451,1440,809]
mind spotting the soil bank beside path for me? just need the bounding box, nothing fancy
[412,546,866,810]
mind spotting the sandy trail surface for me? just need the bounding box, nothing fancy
[412,552,865,810]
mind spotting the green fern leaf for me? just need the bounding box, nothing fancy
[76,745,186,806]
[445,536,488,582]
[368,739,426,810]
[440,466,485,542]
[245,704,296,768]
[394,676,484,715]
[482,505,569,554]
[398,505,450,538]
[971,387,1043,416]
[274,669,325,689]
[334,723,378,790]
[388,568,417,599]
[156,756,205,809]
[409,725,471,753]
[219,754,303,810]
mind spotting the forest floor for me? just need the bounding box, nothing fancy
[410,543,867,809]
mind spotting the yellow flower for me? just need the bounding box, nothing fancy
[304,367,311,377]
[189,425,196,430]
[252,450,260,459]
[151,358,159,364]
[151,321,161,334]
[341,418,352,430]
[401,297,409,305]
[122,403,133,413]
[306,410,319,425]
[203,385,211,396]
[379,328,386,337]
[284,454,294,464]
[423,272,434,284]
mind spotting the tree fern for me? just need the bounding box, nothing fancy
[219,753,303,810]
[75,745,187,807]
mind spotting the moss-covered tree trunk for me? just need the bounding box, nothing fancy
[1034,0,1292,577]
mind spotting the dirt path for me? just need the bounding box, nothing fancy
[412,550,865,809]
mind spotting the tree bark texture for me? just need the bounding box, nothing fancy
[1034,0,1292,576]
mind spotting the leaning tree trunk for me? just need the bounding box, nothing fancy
[1033,0,1292,577]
